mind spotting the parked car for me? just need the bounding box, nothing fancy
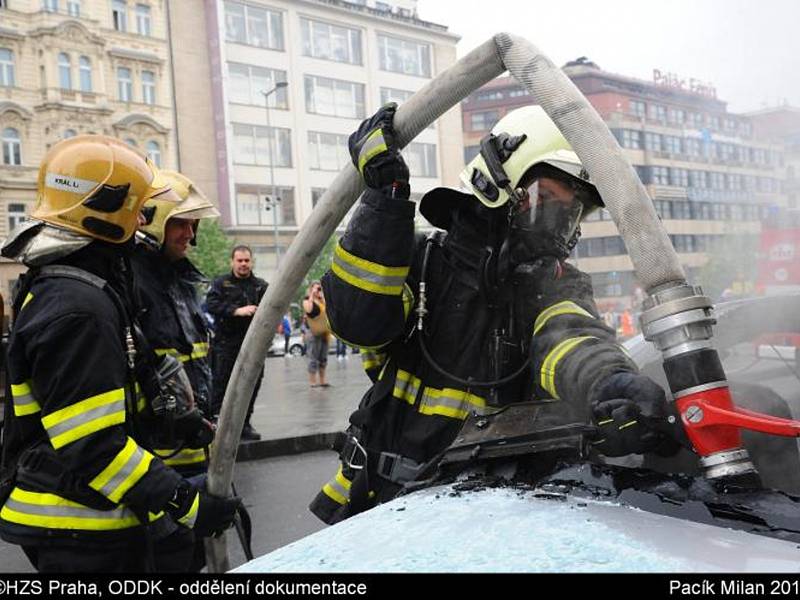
[235,293,800,572]
[267,333,305,357]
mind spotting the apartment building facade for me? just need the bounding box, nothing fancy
[461,60,787,309]
[185,0,462,280]
[0,0,178,298]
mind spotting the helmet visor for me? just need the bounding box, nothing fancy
[511,178,584,247]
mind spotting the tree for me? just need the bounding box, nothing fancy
[190,219,235,280]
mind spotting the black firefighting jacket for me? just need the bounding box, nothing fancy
[130,246,212,473]
[205,271,268,349]
[310,187,637,524]
[0,244,183,546]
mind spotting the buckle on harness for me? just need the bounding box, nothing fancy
[377,452,424,484]
[342,435,367,471]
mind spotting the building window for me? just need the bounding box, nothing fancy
[470,110,499,131]
[405,142,437,178]
[224,1,283,50]
[380,87,433,128]
[670,168,689,187]
[67,0,80,16]
[227,63,288,107]
[464,145,479,164]
[146,140,161,167]
[0,48,14,87]
[235,185,295,226]
[124,138,137,147]
[79,56,92,92]
[307,131,349,171]
[62,129,77,139]
[620,129,641,149]
[7,203,26,232]
[644,132,661,152]
[668,108,685,124]
[648,104,666,122]
[117,66,132,101]
[301,17,362,65]
[304,75,365,119]
[377,34,431,77]
[43,0,58,12]
[629,100,646,118]
[141,70,155,105]
[663,135,682,154]
[232,123,292,167]
[685,137,701,157]
[2,128,21,165]
[57,53,72,90]
[135,3,151,36]
[112,0,127,31]
[651,166,669,185]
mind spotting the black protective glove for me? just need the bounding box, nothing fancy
[348,102,410,199]
[165,481,242,537]
[590,372,682,457]
[173,409,216,448]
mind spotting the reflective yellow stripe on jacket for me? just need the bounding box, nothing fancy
[540,336,598,399]
[89,437,154,503]
[321,465,352,506]
[533,300,594,336]
[0,488,145,531]
[360,349,387,372]
[154,342,210,363]
[11,381,40,417]
[419,386,486,420]
[331,243,409,296]
[41,388,126,449]
[154,447,207,467]
[393,369,421,405]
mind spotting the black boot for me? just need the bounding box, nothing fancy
[241,422,262,442]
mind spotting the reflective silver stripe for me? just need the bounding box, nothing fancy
[1,488,141,530]
[419,387,487,420]
[322,467,352,505]
[357,128,388,173]
[332,245,408,295]
[393,369,421,405]
[44,394,125,443]
[360,350,386,371]
[11,381,40,416]
[90,438,153,503]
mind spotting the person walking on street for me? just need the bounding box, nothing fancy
[281,313,292,355]
[206,245,268,441]
[303,281,330,387]
[0,135,240,572]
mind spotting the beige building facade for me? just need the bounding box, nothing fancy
[0,0,178,298]
[177,0,463,281]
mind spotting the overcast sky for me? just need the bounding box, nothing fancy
[416,0,799,114]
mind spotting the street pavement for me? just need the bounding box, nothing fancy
[0,354,367,573]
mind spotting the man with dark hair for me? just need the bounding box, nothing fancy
[206,245,268,441]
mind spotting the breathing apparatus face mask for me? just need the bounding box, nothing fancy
[508,176,591,262]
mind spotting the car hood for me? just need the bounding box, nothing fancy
[234,483,799,573]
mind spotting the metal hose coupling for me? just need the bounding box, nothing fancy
[639,283,759,481]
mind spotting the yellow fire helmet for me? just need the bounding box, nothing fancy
[459,105,602,210]
[139,170,220,246]
[32,134,171,244]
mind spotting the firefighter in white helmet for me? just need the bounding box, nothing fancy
[309,104,679,525]
[0,136,239,572]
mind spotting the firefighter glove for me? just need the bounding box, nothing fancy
[590,372,681,457]
[166,481,242,537]
[348,102,410,199]
[173,409,216,448]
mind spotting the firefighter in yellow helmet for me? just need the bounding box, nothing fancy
[131,170,219,473]
[309,105,680,525]
[0,136,240,572]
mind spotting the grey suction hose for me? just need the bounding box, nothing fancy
[206,33,739,572]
